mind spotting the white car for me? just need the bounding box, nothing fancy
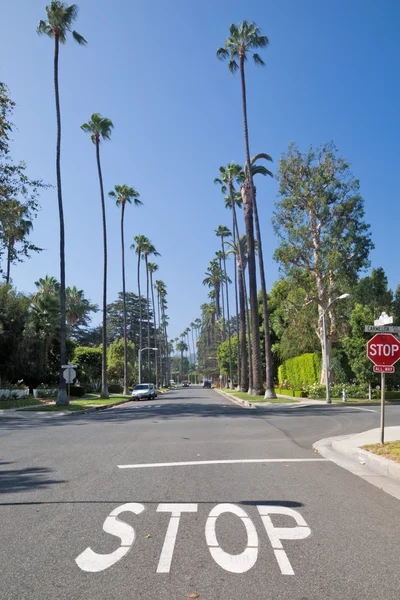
[131,383,157,400]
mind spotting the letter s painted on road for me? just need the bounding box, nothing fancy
[75,503,145,573]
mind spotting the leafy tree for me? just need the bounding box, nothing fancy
[273,142,373,383]
[37,1,87,405]
[73,346,102,391]
[107,339,136,387]
[109,184,142,394]
[0,284,30,384]
[342,304,376,386]
[217,336,238,381]
[107,292,153,348]
[81,113,113,398]
[217,21,268,395]
[353,267,393,319]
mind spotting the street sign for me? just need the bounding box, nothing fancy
[373,365,395,374]
[374,312,393,326]
[63,368,76,383]
[364,325,400,333]
[367,333,400,367]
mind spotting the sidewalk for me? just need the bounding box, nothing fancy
[314,426,400,500]
[216,388,326,408]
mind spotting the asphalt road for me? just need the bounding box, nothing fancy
[1,387,400,600]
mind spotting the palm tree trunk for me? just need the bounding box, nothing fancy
[238,264,249,391]
[232,223,241,389]
[219,258,225,344]
[222,236,233,389]
[157,289,163,385]
[244,265,253,393]
[96,137,109,399]
[239,51,263,395]
[54,34,68,406]
[145,255,151,380]
[121,202,129,395]
[137,252,142,383]
[150,272,158,388]
[253,192,276,399]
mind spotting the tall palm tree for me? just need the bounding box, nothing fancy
[34,275,60,298]
[81,113,113,399]
[242,153,276,398]
[65,285,96,327]
[131,234,148,382]
[216,225,233,388]
[155,279,167,384]
[148,262,159,386]
[142,240,160,379]
[203,259,223,320]
[215,163,243,388]
[37,1,87,405]
[217,20,268,395]
[109,185,142,395]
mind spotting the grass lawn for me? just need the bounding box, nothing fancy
[21,395,131,411]
[362,440,400,463]
[0,397,48,410]
[221,389,299,403]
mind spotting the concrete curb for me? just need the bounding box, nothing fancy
[215,389,257,409]
[68,398,133,416]
[313,430,400,500]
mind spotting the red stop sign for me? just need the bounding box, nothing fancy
[367,334,400,367]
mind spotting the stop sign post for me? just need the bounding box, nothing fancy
[367,333,400,444]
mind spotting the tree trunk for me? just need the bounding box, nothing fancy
[5,239,12,284]
[253,192,276,399]
[121,202,129,395]
[232,217,241,389]
[222,237,233,388]
[54,34,68,406]
[137,251,142,383]
[96,137,109,399]
[157,289,163,385]
[219,257,225,343]
[238,264,249,391]
[145,255,150,379]
[150,272,158,388]
[239,52,263,395]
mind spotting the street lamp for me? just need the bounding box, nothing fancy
[138,347,158,384]
[322,294,350,403]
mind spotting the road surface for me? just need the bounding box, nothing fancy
[1,386,400,599]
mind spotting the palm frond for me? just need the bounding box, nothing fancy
[253,53,265,66]
[72,30,87,45]
[37,20,53,38]
[228,59,238,74]
[216,47,229,60]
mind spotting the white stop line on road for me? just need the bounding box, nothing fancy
[75,502,311,576]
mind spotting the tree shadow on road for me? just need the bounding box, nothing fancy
[0,460,65,494]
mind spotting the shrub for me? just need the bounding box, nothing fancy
[108,383,123,394]
[278,353,321,388]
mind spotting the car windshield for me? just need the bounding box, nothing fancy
[134,385,149,390]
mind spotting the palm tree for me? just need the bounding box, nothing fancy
[176,340,188,382]
[34,275,60,298]
[148,262,159,386]
[203,259,223,321]
[217,21,268,395]
[215,164,243,388]
[66,285,96,327]
[131,234,148,382]
[242,153,276,398]
[3,200,36,284]
[37,1,87,405]
[142,240,160,380]
[216,225,233,388]
[81,113,113,399]
[155,279,166,384]
[109,185,142,395]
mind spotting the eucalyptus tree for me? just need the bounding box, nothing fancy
[37,1,87,405]
[81,113,113,398]
[109,184,142,394]
[148,262,159,386]
[216,225,233,387]
[217,21,268,395]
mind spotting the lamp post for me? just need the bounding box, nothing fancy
[138,347,158,384]
[322,294,350,403]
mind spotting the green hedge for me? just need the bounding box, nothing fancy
[274,387,307,398]
[278,353,321,388]
[108,383,123,394]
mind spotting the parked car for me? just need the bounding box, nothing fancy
[131,383,157,400]
[203,379,211,389]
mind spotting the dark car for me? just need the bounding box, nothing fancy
[203,379,211,388]
[182,381,189,387]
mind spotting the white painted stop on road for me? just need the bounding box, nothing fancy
[367,333,400,367]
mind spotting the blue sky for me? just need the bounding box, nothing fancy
[1,0,399,340]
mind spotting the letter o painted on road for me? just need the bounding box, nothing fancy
[205,503,258,573]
